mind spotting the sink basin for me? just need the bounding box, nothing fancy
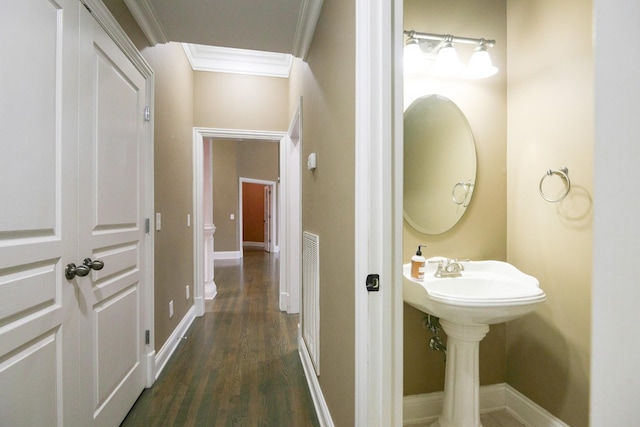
[403,258,546,427]
[403,258,546,325]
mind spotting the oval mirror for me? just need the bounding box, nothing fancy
[404,94,477,234]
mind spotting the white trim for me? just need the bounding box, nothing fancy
[122,0,168,45]
[238,177,277,256]
[281,100,302,314]
[354,0,402,426]
[84,0,154,76]
[292,0,325,59]
[243,241,265,249]
[213,251,242,260]
[280,292,290,312]
[192,130,206,317]
[299,331,335,427]
[505,385,570,427]
[193,128,288,319]
[182,44,293,78]
[153,305,196,381]
[402,384,569,427]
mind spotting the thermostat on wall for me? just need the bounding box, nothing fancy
[307,153,317,170]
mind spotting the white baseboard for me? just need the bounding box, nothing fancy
[403,383,568,426]
[279,291,289,312]
[214,251,241,260]
[299,334,334,427]
[145,349,156,388]
[403,383,505,425]
[505,385,570,427]
[154,305,196,380]
[243,241,264,249]
[204,280,217,300]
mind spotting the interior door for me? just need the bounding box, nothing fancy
[77,5,147,426]
[0,1,81,425]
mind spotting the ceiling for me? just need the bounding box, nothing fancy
[123,0,324,58]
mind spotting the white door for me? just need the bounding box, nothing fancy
[0,1,81,425]
[77,5,147,426]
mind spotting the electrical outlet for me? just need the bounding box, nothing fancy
[230,213,235,220]
[169,300,174,318]
[186,285,190,300]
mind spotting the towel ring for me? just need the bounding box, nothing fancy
[539,167,571,202]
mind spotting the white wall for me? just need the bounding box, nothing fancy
[591,0,640,424]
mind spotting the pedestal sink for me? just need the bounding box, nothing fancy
[403,258,546,427]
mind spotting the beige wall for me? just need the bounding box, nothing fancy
[194,72,289,131]
[212,140,239,251]
[212,139,279,252]
[403,2,593,424]
[142,42,196,348]
[506,1,593,425]
[402,0,508,395]
[293,0,357,424]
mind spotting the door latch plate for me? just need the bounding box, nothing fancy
[366,274,380,292]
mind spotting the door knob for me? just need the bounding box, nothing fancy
[83,258,104,271]
[65,263,91,280]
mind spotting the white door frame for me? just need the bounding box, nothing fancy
[281,101,303,314]
[354,0,402,425]
[192,128,287,316]
[238,178,277,254]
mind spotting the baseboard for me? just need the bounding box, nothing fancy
[505,384,570,427]
[403,383,568,426]
[299,334,334,427]
[243,241,264,249]
[204,280,217,300]
[154,305,196,380]
[403,383,505,425]
[145,349,156,388]
[279,291,289,312]
[214,251,241,260]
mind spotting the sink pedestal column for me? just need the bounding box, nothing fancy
[431,320,489,427]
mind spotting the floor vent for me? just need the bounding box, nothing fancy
[302,231,320,375]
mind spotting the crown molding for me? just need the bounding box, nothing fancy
[123,0,168,45]
[292,0,324,59]
[182,44,293,78]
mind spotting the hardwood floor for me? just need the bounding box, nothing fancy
[121,249,319,427]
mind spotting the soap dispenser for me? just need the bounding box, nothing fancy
[411,245,426,280]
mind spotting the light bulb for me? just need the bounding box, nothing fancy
[430,42,464,77]
[404,40,427,73]
[465,47,498,79]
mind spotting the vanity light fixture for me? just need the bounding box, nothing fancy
[404,37,429,73]
[404,30,498,78]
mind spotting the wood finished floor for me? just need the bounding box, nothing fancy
[121,249,319,427]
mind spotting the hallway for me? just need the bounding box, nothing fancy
[121,249,319,426]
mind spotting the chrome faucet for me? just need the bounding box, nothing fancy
[430,258,469,278]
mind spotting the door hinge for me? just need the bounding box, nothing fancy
[145,218,150,234]
[144,106,151,122]
[366,274,380,292]
[145,330,150,345]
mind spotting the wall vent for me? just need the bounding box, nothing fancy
[302,231,320,375]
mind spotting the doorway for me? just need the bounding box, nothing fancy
[239,178,277,255]
[192,128,292,317]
